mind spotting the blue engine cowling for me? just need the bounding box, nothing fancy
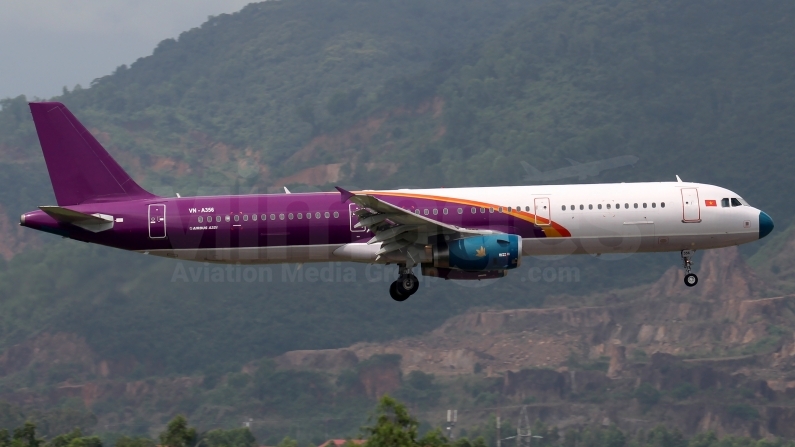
[433,234,522,271]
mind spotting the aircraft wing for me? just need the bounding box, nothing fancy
[335,187,498,260]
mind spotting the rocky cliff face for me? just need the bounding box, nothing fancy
[316,247,791,378]
[265,246,795,438]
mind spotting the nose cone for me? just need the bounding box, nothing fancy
[759,211,774,239]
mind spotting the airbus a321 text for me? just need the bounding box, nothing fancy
[20,103,775,301]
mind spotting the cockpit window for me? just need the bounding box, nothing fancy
[721,198,730,208]
[731,198,742,207]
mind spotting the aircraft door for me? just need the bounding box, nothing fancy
[349,203,366,232]
[148,204,167,238]
[681,188,701,223]
[534,197,551,225]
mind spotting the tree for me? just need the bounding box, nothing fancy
[114,437,156,447]
[12,422,43,447]
[159,416,197,447]
[363,395,447,447]
[48,429,102,447]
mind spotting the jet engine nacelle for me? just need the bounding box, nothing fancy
[433,234,521,271]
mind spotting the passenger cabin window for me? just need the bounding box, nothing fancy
[589,204,593,210]
[333,212,339,218]
[525,206,530,212]
[315,212,321,219]
[324,212,330,218]
[634,203,638,209]
[243,215,248,221]
[225,215,231,222]
[561,205,566,211]
[443,208,449,215]
[652,203,656,208]
[625,203,629,209]
[279,214,285,220]
[598,204,602,210]
[252,214,257,221]
[731,198,742,207]
[433,209,438,215]
[271,214,276,220]
[579,205,584,210]
[606,204,611,209]
[234,215,240,222]
[471,207,476,214]
[643,203,647,208]
[661,202,665,208]
[216,216,221,223]
[297,213,302,219]
[198,216,203,223]
[458,208,463,214]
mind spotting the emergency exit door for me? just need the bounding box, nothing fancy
[148,204,167,238]
[534,197,551,225]
[681,188,701,223]
[349,203,366,232]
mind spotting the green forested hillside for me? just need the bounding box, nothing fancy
[0,0,793,377]
[346,0,795,222]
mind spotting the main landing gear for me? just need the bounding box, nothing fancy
[681,249,698,287]
[390,264,419,302]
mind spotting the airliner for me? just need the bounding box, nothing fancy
[19,102,774,301]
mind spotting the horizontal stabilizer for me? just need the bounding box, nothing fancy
[39,206,114,233]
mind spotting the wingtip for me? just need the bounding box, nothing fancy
[335,186,354,203]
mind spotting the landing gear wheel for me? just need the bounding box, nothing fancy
[680,249,698,287]
[399,274,419,295]
[684,273,698,287]
[389,281,409,302]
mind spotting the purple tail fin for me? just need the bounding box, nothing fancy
[29,102,156,206]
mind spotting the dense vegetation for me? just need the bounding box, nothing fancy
[1,398,792,447]
[0,0,794,436]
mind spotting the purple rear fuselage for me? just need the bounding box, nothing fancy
[22,191,547,255]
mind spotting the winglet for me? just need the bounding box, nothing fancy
[335,186,354,203]
[676,175,683,183]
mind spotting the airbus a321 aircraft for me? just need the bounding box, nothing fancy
[20,103,775,301]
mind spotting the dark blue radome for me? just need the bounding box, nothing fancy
[447,234,521,271]
[759,211,774,239]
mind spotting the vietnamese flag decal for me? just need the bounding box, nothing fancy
[705,200,717,207]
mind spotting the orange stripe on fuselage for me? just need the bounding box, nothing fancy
[361,191,572,238]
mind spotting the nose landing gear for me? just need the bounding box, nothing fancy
[682,249,698,287]
[390,264,419,301]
